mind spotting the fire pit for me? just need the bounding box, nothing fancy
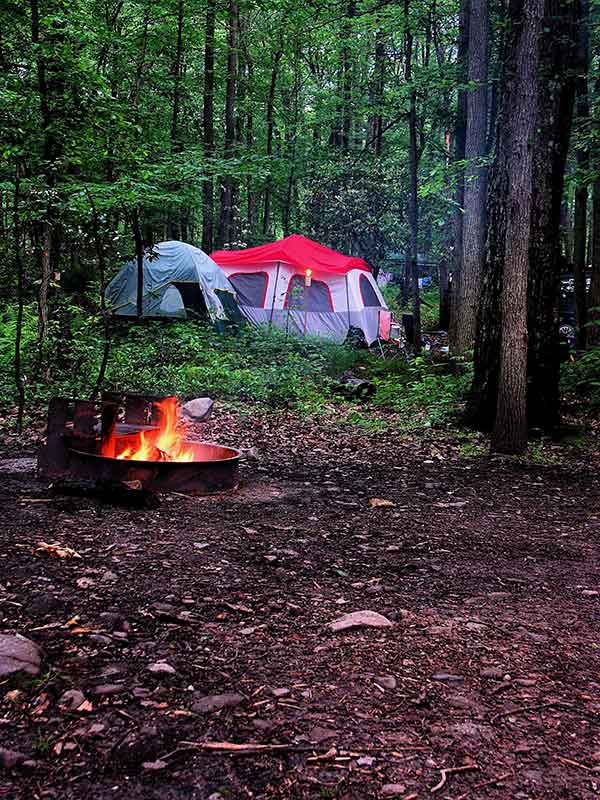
[38,393,240,495]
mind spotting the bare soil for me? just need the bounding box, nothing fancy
[1,409,599,800]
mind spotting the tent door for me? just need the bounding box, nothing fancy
[172,282,209,319]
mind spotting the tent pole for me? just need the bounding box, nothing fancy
[269,261,280,328]
[345,275,351,328]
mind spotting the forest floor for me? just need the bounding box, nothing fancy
[1,407,600,800]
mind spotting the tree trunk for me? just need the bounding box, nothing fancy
[470,0,579,437]
[341,1,356,152]
[451,0,469,326]
[491,0,541,454]
[201,0,216,253]
[572,0,589,349]
[526,0,578,429]
[168,0,185,240]
[450,0,489,355]
[369,28,385,155]
[217,0,238,248]
[30,0,64,364]
[13,163,26,432]
[404,0,421,352]
[262,48,282,238]
[132,210,145,317]
[588,174,600,345]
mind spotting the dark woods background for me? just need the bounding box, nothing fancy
[1,0,599,451]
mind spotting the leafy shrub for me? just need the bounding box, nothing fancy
[561,348,600,409]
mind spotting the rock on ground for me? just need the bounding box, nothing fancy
[328,610,394,632]
[0,634,42,678]
[182,398,214,421]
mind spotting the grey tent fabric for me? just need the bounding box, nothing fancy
[105,241,236,321]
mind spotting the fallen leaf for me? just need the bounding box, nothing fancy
[34,541,81,559]
[368,498,396,508]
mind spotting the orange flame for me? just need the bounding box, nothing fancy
[102,397,195,462]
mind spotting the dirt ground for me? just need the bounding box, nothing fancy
[1,408,599,800]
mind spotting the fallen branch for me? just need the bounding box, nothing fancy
[491,701,574,724]
[456,771,511,799]
[430,764,478,794]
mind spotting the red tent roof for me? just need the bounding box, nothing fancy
[211,234,371,276]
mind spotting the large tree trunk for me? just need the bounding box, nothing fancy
[491,0,541,454]
[469,0,579,434]
[201,0,216,253]
[450,0,489,355]
[572,0,589,349]
[404,0,421,352]
[368,28,385,155]
[525,0,578,429]
[341,0,356,152]
[217,0,238,248]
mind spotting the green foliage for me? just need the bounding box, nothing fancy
[381,285,441,330]
[371,355,472,428]
[561,348,600,408]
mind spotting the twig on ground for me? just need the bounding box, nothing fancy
[491,701,574,723]
[162,740,311,760]
[455,771,512,799]
[557,756,593,772]
[430,764,478,794]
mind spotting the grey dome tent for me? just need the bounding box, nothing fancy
[105,240,238,322]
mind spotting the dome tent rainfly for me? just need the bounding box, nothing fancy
[105,240,238,323]
[211,234,390,344]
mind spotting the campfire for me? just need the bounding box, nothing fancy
[102,396,195,463]
[38,393,240,496]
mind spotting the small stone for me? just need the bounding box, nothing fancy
[0,634,42,679]
[148,661,176,676]
[514,678,536,687]
[99,612,131,633]
[432,673,464,683]
[270,687,290,698]
[309,726,337,743]
[101,571,118,583]
[0,748,27,770]
[375,675,397,690]
[357,755,375,767]
[90,683,126,696]
[244,446,259,461]
[182,397,214,421]
[143,760,167,771]
[59,689,87,712]
[480,667,504,680]
[381,784,406,797]
[582,590,598,597]
[328,610,394,632]
[192,693,243,714]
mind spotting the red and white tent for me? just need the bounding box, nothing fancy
[211,234,389,344]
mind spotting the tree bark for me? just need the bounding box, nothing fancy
[262,48,283,237]
[526,0,578,428]
[491,0,541,454]
[588,173,600,345]
[404,0,421,352]
[217,0,238,248]
[168,0,185,240]
[201,0,216,253]
[132,210,145,317]
[450,0,489,355]
[13,163,26,433]
[451,0,469,327]
[572,0,589,349]
[469,0,579,436]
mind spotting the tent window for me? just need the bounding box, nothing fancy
[285,276,333,312]
[229,272,268,307]
[359,274,382,307]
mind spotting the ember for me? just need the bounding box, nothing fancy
[103,396,194,462]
